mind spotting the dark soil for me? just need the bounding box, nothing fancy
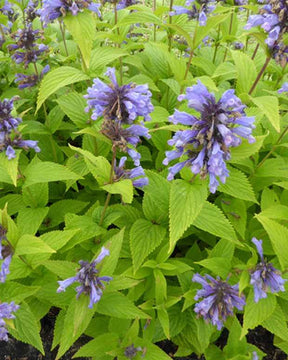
[0,310,286,360]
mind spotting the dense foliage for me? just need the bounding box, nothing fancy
[0,0,287,358]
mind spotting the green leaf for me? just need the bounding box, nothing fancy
[64,11,95,68]
[15,234,56,255]
[262,304,288,341]
[96,292,149,319]
[102,179,134,204]
[224,318,247,358]
[255,215,288,269]
[69,145,111,185]
[254,158,288,179]
[102,228,125,276]
[47,199,88,227]
[41,229,80,251]
[130,219,166,272]
[218,167,257,203]
[9,302,44,354]
[242,292,276,337]
[22,183,49,208]
[143,171,170,224]
[169,180,207,251]
[196,257,231,279]
[56,92,90,128]
[17,207,49,235]
[90,47,128,73]
[56,296,96,359]
[252,96,280,132]
[73,333,119,358]
[0,282,39,303]
[0,150,21,186]
[36,66,89,112]
[158,306,170,339]
[44,260,78,278]
[116,10,161,27]
[231,50,257,94]
[193,202,239,244]
[230,134,268,161]
[23,161,81,186]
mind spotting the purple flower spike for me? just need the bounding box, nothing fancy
[114,156,148,188]
[192,273,245,330]
[0,98,21,132]
[57,247,112,308]
[40,0,101,25]
[170,0,215,24]
[278,82,288,93]
[164,81,255,192]
[250,237,286,303]
[0,301,19,341]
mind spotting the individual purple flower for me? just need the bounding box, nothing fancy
[170,0,215,25]
[0,131,40,159]
[233,41,244,50]
[117,0,138,9]
[114,156,148,188]
[250,238,286,303]
[40,0,101,26]
[15,64,50,89]
[192,273,245,330]
[0,98,21,132]
[278,82,288,93]
[57,247,112,308]
[0,301,19,341]
[164,81,255,193]
[124,344,143,359]
[85,67,153,124]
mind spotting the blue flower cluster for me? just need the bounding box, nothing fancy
[0,301,19,341]
[192,273,245,330]
[0,98,40,159]
[250,238,286,302]
[245,0,287,64]
[57,247,112,308]
[164,81,255,193]
[170,0,216,26]
[114,156,148,188]
[40,0,101,26]
[85,67,153,166]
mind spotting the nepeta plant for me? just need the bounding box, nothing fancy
[0,0,287,358]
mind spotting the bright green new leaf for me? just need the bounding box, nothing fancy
[15,234,55,255]
[36,67,89,112]
[252,96,280,132]
[169,180,207,252]
[72,333,119,358]
[231,50,257,94]
[102,179,134,204]
[130,219,166,272]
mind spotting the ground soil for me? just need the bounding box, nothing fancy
[0,310,286,360]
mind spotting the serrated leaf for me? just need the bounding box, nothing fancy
[193,202,239,244]
[102,228,125,276]
[242,292,276,338]
[56,296,96,359]
[252,96,280,132]
[196,257,231,279]
[130,219,166,272]
[23,161,81,186]
[56,92,90,128]
[17,207,49,235]
[22,183,49,208]
[0,150,21,186]
[44,260,78,278]
[231,50,257,94]
[230,134,268,161]
[41,229,80,251]
[47,199,88,227]
[73,333,119,358]
[15,234,56,255]
[116,10,161,27]
[90,47,128,73]
[262,304,288,341]
[255,215,288,269]
[0,282,39,302]
[102,179,134,204]
[37,67,89,112]
[9,302,44,354]
[218,167,257,203]
[96,292,149,319]
[64,12,95,68]
[169,180,207,251]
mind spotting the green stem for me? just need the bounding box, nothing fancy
[255,126,288,170]
[248,57,271,95]
[212,25,221,64]
[245,9,249,51]
[275,62,287,89]
[251,43,259,60]
[99,147,117,227]
[168,0,174,52]
[114,3,123,85]
[223,10,234,62]
[59,21,69,57]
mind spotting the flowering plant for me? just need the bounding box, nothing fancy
[0,0,287,358]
